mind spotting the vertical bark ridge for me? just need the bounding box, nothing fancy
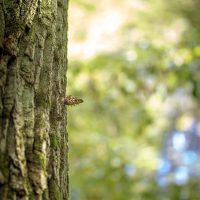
[48,0,68,199]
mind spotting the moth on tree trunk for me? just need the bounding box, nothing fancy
[63,95,83,106]
[0,0,69,199]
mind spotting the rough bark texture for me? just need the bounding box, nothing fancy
[0,0,68,199]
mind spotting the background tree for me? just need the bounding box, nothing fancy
[0,0,68,199]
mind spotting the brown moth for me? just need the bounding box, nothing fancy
[63,95,83,106]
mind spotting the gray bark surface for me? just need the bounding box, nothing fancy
[0,0,69,199]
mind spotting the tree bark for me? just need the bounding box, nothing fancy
[0,0,69,199]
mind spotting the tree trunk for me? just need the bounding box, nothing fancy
[0,0,69,199]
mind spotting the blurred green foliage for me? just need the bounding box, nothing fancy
[68,0,200,199]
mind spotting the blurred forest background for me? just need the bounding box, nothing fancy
[67,0,200,199]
